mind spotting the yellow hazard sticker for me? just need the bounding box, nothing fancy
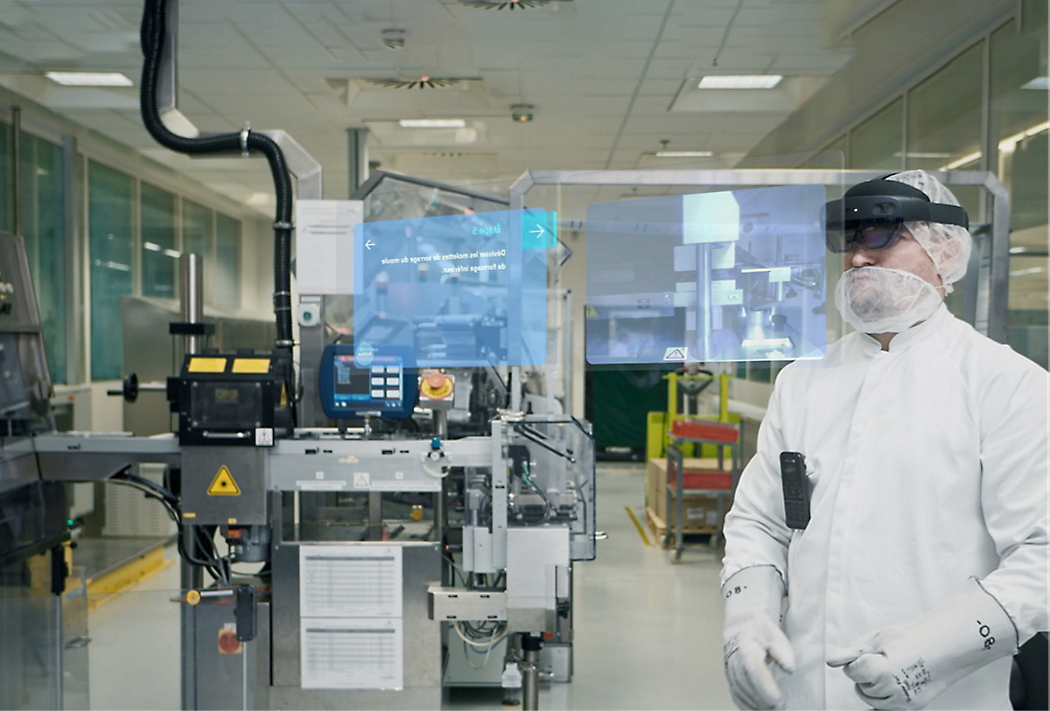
[207,465,241,496]
[188,357,228,373]
[232,358,271,374]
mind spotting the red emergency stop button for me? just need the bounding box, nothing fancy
[422,372,453,400]
[218,627,243,655]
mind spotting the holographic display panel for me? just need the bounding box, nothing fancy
[354,209,554,368]
[586,185,827,364]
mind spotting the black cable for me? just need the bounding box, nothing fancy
[510,458,552,523]
[442,555,468,586]
[114,469,177,505]
[107,479,180,525]
[106,473,233,583]
[140,0,296,424]
[513,425,575,463]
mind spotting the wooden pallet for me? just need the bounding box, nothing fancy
[645,506,718,539]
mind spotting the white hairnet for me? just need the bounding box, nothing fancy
[886,170,972,290]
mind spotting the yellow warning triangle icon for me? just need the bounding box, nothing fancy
[207,465,241,496]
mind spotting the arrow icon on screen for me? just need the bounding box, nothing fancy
[529,225,545,240]
[365,239,375,250]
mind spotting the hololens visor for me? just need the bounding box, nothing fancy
[823,177,969,253]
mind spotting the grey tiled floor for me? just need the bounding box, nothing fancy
[84,463,735,710]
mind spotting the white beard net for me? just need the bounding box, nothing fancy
[834,267,943,335]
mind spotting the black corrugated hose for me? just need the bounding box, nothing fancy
[139,0,296,424]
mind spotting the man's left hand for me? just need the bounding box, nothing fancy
[826,579,1017,710]
[827,627,945,709]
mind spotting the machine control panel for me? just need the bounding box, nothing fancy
[319,344,418,419]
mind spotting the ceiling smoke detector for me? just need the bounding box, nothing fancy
[458,0,555,9]
[366,76,465,90]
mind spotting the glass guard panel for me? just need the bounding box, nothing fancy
[140,183,177,300]
[88,161,134,381]
[506,416,596,561]
[0,122,11,232]
[215,214,241,310]
[1,568,192,711]
[85,586,185,710]
[991,13,1049,368]
[19,133,66,384]
[322,171,513,351]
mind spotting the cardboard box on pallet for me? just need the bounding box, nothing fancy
[645,457,733,533]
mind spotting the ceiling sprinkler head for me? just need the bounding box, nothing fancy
[381,29,406,49]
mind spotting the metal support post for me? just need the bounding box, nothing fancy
[520,633,542,710]
[180,253,204,357]
[347,128,369,194]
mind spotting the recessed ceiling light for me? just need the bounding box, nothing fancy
[399,119,467,128]
[655,151,714,158]
[698,75,782,90]
[1021,76,1049,90]
[45,71,133,87]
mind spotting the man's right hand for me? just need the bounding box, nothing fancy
[724,617,796,709]
[721,566,795,710]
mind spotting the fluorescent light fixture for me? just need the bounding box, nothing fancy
[93,259,131,272]
[143,242,162,252]
[939,151,982,171]
[1021,76,1049,90]
[699,75,782,89]
[46,71,133,87]
[398,119,466,128]
[655,151,714,158]
[998,121,1050,152]
[894,152,952,159]
[1009,266,1047,277]
[246,192,274,207]
[164,249,182,259]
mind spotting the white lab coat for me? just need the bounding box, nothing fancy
[722,305,1048,710]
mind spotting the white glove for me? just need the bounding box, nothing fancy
[722,566,795,710]
[826,579,1017,710]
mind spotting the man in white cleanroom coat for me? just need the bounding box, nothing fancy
[719,170,1048,710]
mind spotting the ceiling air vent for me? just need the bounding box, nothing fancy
[457,0,560,10]
[366,76,474,90]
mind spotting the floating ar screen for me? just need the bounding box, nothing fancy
[354,208,555,368]
[585,184,827,364]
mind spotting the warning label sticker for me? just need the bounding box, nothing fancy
[207,465,241,496]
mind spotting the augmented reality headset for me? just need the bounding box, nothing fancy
[823,174,969,253]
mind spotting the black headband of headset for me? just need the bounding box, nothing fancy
[823,173,969,231]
